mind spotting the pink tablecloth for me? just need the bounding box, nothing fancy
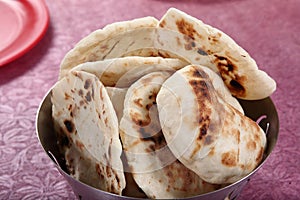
[0,0,299,199]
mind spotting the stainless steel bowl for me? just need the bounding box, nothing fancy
[36,89,279,200]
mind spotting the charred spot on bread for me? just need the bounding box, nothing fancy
[229,80,245,94]
[85,91,92,102]
[214,55,246,97]
[84,79,92,89]
[64,119,74,133]
[78,89,83,97]
[197,48,208,56]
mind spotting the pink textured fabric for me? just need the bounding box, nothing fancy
[0,0,299,199]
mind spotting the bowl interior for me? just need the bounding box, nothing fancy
[36,90,279,200]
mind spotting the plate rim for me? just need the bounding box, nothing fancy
[0,0,50,67]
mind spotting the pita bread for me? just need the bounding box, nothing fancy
[49,7,276,197]
[120,71,219,198]
[105,86,149,198]
[59,16,158,79]
[198,66,244,114]
[59,9,275,100]
[60,22,275,100]
[122,47,187,61]
[156,65,267,184]
[63,140,108,190]
[61,26,212,74]
[158,8,276,100]
[60,8,276,100]
[71,56,187,87]
[106,87,127,123]
[51,70,126,194]
[121,156,148,198]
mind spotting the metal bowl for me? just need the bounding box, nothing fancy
[36,88,279,200]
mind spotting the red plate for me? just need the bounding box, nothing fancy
[0,0,49,66]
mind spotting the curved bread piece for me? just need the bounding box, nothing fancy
[60,8,275,100]
[71,56,188,87]
[158,8,276,100]
[59,17,158,79]
[51,70,125,194]
[200,66,244,114]
[120,72,219,198]
[106,86,148,198]
[156,65,267,184]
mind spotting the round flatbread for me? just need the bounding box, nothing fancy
[59,16,159,79]
[106,86,148,198]
[158,8,276,100]
[199,66,244,114]
[120,71,219,198]
[59,10,276,100]
[51,70,126,194]
[156,65,267,184]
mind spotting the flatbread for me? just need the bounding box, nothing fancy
[106,87,127,123]
[120,71,219,198]
[51,70,126,194]
[59,9,275,100]
[59,16,158,79]
[60,24,275,100]
[105,86,148,198]
[50,7,275,197]
[199,66,244,114]
[63,140,107,190]
[158,8,276,100]
[71,56,188,87]
[120,71,175,173]
[156,65,267,184]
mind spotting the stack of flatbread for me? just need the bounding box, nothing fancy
[51,8,275,199]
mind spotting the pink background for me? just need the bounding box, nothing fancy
[0,0,300,199]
